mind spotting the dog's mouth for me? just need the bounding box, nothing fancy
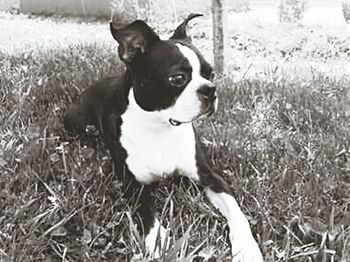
[168,95,217,127]
[169,105,216,126]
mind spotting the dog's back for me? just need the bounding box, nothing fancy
[64,69,131,135]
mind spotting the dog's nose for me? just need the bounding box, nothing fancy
[197,83,216,99]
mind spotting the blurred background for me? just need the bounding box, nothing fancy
[0,0,348,25]
[1,0,349,80]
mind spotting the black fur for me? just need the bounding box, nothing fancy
[64,15,231,240]
[170,13,203,40]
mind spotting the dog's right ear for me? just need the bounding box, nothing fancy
[110,20,160,63]
[170,13,203,41]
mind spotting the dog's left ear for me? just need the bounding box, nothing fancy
[170,13,203,41]
[110,20,160,63]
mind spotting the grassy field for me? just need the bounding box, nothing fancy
[1,11,350,262]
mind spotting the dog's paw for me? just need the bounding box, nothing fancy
[145,218,168,259]
[130,253,144,262]
[231,236,263,262]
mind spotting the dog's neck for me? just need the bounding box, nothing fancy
[126,88,172,129]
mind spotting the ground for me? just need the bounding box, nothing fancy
[1,4,350,262]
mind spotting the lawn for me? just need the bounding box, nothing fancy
[1,9,350,262]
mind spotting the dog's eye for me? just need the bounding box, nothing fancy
[168,74,187,87]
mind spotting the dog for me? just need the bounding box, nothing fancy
[64,14,263,261]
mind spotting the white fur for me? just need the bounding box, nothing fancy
[160,43,214,123]
[145,218,168,258]
[205,189,263,262]
[120,89,199,185]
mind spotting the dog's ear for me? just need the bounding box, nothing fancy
[110,20,160,63]
[170,13,203,41]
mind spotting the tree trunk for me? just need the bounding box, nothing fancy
[279,0,284,23]
[212,0,225,76]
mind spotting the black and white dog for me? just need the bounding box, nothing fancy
[64,14,263,261]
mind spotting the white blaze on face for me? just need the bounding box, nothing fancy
[160,43,213,123]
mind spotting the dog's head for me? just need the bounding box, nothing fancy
[110,14,216,126]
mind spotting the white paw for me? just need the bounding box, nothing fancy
[231,235,263,262]
[145,218,169,259]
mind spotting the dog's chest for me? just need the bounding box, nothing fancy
[119,97,198,184]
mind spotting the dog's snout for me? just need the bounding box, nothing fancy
[197,83,216,99]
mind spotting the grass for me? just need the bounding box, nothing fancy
[1,13,350,262]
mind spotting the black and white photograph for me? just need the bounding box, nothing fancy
[0,0,350,261]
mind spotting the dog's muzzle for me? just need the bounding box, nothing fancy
[197,83,217,116]
[197,83,216,101]
[169,83,217,126]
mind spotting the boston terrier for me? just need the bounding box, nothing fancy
[64,14,263,261]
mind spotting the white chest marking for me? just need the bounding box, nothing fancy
[120,89,199,184]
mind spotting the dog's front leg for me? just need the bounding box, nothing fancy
[196,152,263,261]
[123,179,167,259]
[144,216,168,258]
[205,187,263,262]
[134,186,168,259]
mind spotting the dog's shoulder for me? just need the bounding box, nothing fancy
[85,72,131,114]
